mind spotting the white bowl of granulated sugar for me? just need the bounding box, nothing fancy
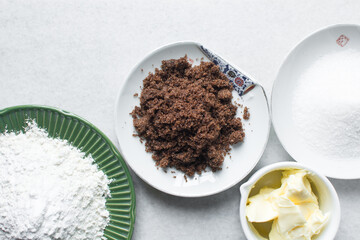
[272,24,360,179]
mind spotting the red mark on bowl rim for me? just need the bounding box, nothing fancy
[336,34,349,47]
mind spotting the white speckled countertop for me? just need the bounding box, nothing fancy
[1,1,359,239]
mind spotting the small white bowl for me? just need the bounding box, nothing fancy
[239,161,340,240]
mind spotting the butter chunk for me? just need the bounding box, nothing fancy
[246,188,279,222]
[245,169,329,240]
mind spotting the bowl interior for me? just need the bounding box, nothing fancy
[240,164,340,240]
[115,42,271,197]
[0,105,136,240]
[271,24,360,179]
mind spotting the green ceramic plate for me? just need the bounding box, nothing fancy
[0,105,135,240]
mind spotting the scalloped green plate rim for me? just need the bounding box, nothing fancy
[0,105,136,240]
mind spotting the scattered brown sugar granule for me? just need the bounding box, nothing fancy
[133,93,139,97]
[234,102,243,108]
[184,175,188,182]
[243,106,250,120]
[131,56,245,176]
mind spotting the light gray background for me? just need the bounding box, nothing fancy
[0,1,359,239]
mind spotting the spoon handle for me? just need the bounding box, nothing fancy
[198,45,256,96]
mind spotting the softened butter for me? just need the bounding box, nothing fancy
[246,169,329,240]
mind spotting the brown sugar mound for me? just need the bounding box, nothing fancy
[131,56,245,176]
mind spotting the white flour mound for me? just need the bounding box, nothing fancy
[292,49,360,159]
[0,121,111,240]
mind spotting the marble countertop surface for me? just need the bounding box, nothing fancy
[1,0,359,239]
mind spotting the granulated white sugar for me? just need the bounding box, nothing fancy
[292,49,360,159]
[0,121,111,240]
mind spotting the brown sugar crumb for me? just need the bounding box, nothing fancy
[234,101,243,108]
[141,68,144,72]
[133,93,139,97]
[243,106,250,120]
[131,56,245,176]
[171,171,175,173]
[173,176,176,178]
[184,175,188,182]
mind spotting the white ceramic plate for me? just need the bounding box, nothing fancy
[272,24,360,179]
[115,42,270,197]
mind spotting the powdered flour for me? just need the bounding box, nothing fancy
[0,121,111,239]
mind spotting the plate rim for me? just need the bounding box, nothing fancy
[0,104,136,239]
[114,41,271,197]
[271,23,360,179]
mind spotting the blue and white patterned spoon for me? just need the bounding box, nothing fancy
[198,45,256,96]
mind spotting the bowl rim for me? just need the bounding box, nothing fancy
[270,23,360,179]
[0,104,136,239]
[114,41,271,197]
[239,161,341,240]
